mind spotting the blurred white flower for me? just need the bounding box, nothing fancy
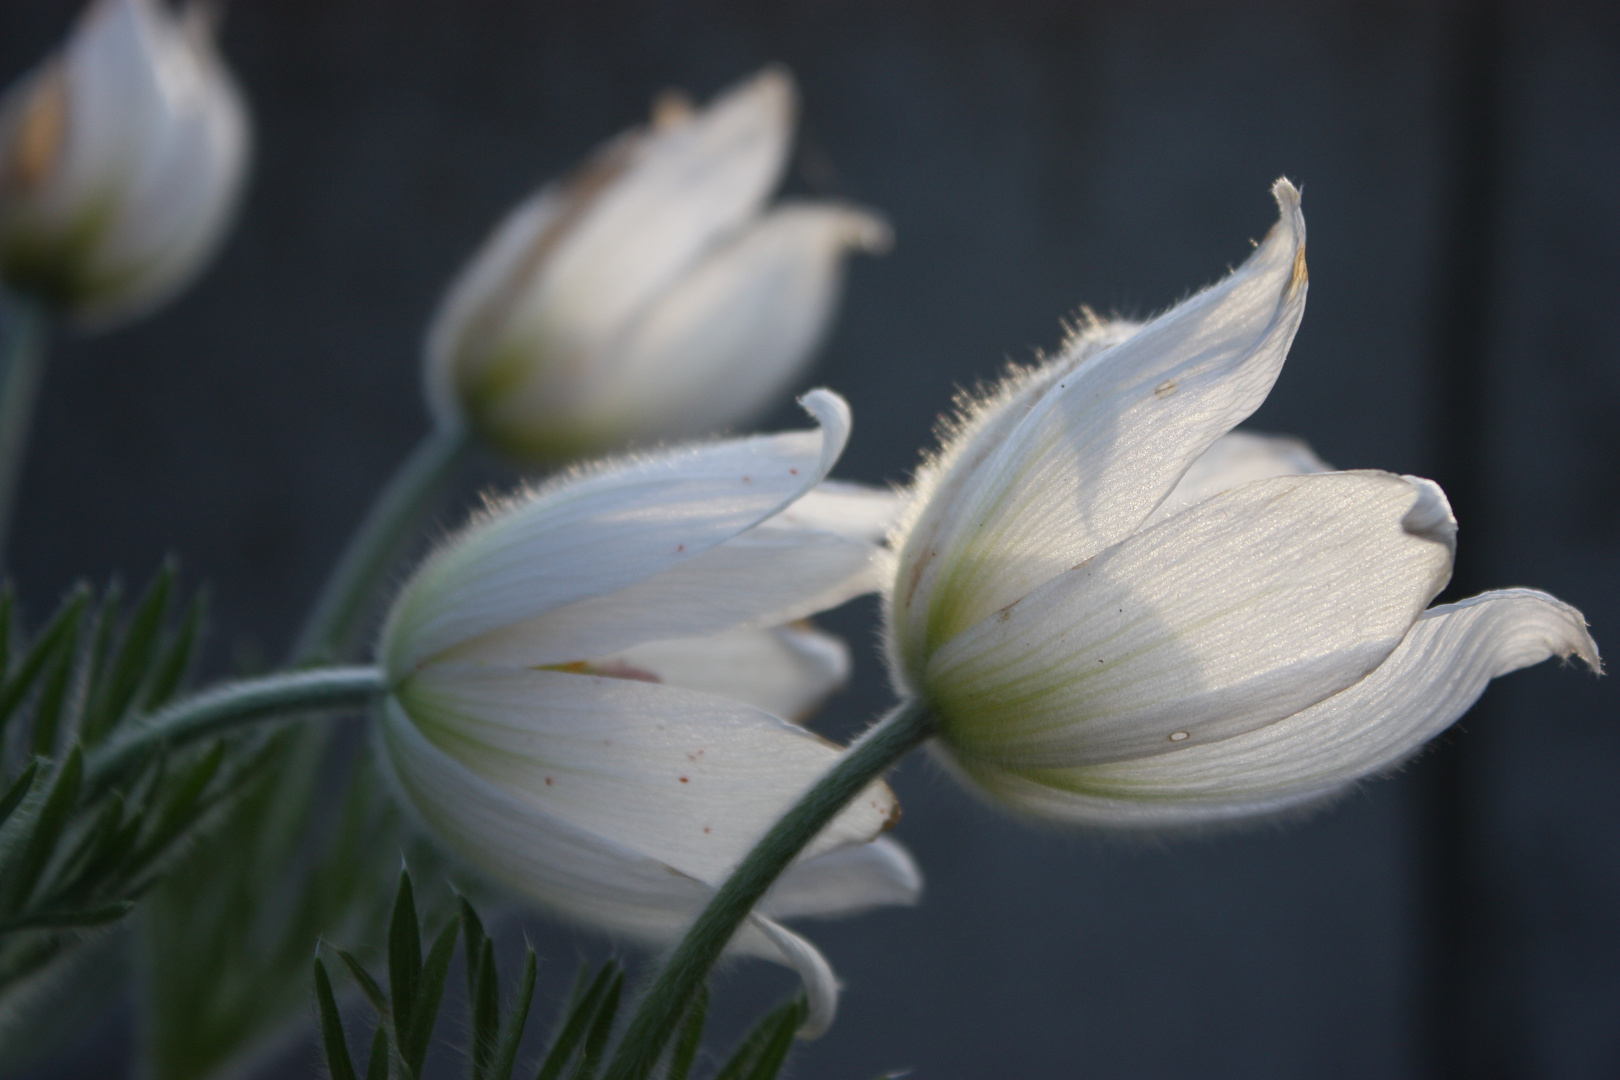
[0,0,250,327]
[886,180,1600,828]
[379,390,918,1036]
[425,66,891,465]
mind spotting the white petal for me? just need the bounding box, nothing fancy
[53,0,174,213]
[772,481,906,543]
[949,589,1600,826]
[508,68,795,363]
[569,202,892,441]
[381,698,712,942]
[908,181,1308,655]
[393,664,898,887]
[927,471,1455,768]
[761,836,923,919]
[84,9,248,323]
[441,516,886,669]
[381,390,850,675]
[422,188,577,430]
[1143,429,1330,527]
[742,915,840,1039]
[603,623,851,722]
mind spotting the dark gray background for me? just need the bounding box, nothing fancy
[3,1,1618,1077]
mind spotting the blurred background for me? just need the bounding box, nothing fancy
[3,0,1617,1076]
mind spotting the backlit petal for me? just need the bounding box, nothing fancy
[572,202,891,441]
[394,664,898,886]
[928,471,1455,767]
[761,836,923,919]
[604,623,851,722]
[1143,429,1330,527]
[382,390,849,675]
[507,68,794,361]
[949,589,1599,826]
[913,180,1308,656]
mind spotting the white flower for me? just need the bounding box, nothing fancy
[424,66,891,465]
[887,180,1600,828]
[378,390,919,1036]
[0,0,250,327]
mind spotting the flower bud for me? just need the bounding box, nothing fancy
[424,67,891,465]
[887,181,1600,828]
[378,390,918,1036]
[0,0,250,327]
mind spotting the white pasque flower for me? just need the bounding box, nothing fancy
[0,0,250,327]
[378,390,919,1036]
[887,179,1600,827]
[424,66,892,465]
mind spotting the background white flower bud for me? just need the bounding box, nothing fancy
[378,391,919,1036]
[0,0,250,327]
[888,181,1600,828]
[424,66,891,465]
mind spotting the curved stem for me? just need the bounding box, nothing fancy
[0,294,48,566]
[291,424,472,664]
[86,665,387,791]
[602,698,936,1080]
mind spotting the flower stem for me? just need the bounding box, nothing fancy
[601,698,936,1080]
[86,665,387,791]
[291,424,472,664]
[0,294,48,566]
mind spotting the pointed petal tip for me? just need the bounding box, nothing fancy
[842,207,894,254]
[735,63,799,125]
[1265,178,1307,293]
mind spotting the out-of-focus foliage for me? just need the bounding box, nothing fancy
[0,563,225,1033]
[140,731,403,1080]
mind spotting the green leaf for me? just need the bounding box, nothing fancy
[78,583,122,742]
[471,937,500,1079]
[2,746,83,911]
[0,900,133,933]
[364,1025,390,1080]
[739,999,805,1080]
[314,957,358,1080]
[0,585,86,739]
[461,895,488,1004]
[490,946,538,1080]
[399,913,459,1077]
[388,869,422,1031]
[121,742,224,882]
[713,998,807,1080]
[334,947,389,1016]
[0,585,16,682]
[141,591,204,712]
[665,985,708,1080]
[42,789,127,907]
[86,562,174,741]
[27,622,77,757]
[567,966,622,1080]
[534,962,620,1080]
[0,760,38,831]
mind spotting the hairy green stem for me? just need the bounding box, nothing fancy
[0,294,48,565]
[86,666,387,790]
[292,424,471,664]
[602,698,936,1080]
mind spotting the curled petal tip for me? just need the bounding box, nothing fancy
[798,387,852,437]
[1399,475,1458,550]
